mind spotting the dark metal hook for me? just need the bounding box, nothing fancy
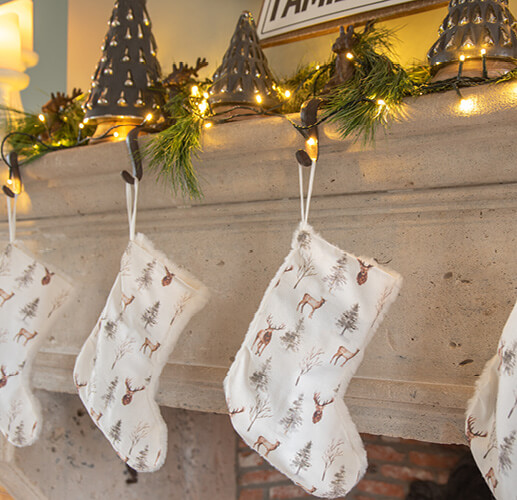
[122,125,153,184]
[2,152,22,198]
[297,98,322,161]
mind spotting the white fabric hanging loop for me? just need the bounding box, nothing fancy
[6,194,17,244]
[125,178,139,241]
[297,158,317,227]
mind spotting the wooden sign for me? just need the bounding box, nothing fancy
[257,0,446,47]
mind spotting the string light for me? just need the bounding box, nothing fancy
[83,118,89,124]
[204,121,212,129]
[78,123,85,129]
[255,94,263,104]
[458,97,475,114]
[315,65,320,70]
[459,54,466,62]
[198,101,208,114]
[191,85,200,97]
[284,90,291,98]
[6,179,12,185]
[113,131,120,138]
[38,114,45,123]
[144,113,153,122]
[346,52,354,60]
[480,48,486,55]
[377,99,386,107]
[203,92,209,99]
[306,137,318,161]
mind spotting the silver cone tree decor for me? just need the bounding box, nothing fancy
[428,0,517,79]
[208,11,281,112]
[84,0,164,140]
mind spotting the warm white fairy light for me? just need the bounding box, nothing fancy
[459,54,466,62]
[198,101,208,114]
[38,114,45,123]
[144,113,153,122]
[79,123,85,129]
[346,52,354,60]
[377,99,386,107]
[458,97,475,114]
[191,85,200,97]
[255,94,263,104]
[83,118,89,124]
[6,178,12,185]
[284,90,291,98]
[113,131,119,138]
[203,92,209,99]
[204,121,212,129]
[306,137,318,161]
[480,48,486,55]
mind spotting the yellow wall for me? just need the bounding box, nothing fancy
[67,0,517,93]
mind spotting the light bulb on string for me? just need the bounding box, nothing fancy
[144,113,153,122]
[255,94,263,104]
[198,101,208,114]
[284,90,291,98]
[306,137,318,162]
[79,123,85,129]
[191,85,200,97]
[38,114,45,123]
[204,121,212,129]
[346,52,354,60]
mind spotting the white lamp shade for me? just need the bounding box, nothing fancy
[0,0,37,68]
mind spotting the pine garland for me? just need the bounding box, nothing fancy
[2,25,517,199]
[145,89,204,199]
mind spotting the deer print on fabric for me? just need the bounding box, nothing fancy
[225,224,402,496]
[297,294,325,319]
[467,300,517,498]
[252,315,285,356]
[0,241,72,448]
[356,259,373,286]
[74,233,209,473]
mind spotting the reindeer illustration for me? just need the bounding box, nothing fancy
[90,408,103,423]
[121,293,135,312]
[162,266,175,286]
[330,346,360,367]
[356,259,373,285]
[0,289,14,306]
[465,416,488,443]
[228,407,245,418]
[251,314,285,356]
[254,436,281,457]
[312,393,335,423]
[297,294,326,319]
[14,328,38,346]
[275,265,294,288]
[74,375,87,390]
[485,467,498,489]
[122,378,145,405]
[41,267,55,285]
[0,366,19,388]
[140,337,161,358]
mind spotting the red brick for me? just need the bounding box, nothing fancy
[238,449,265,468]
[239,489,264,500]
[356,479,406,498]
[380,464,434,482]
[365,444,405,463]
[409,451,460,469]
[239,469,286,487]
[269,484,313,498]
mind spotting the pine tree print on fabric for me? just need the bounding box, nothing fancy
[0,241,72,448]
[336,304,359,335]
[224,223,402,497]
[280,393,304,434]
[292,441,312,475]
[73,232,209,473]
[280,318,304,352]
[19,298,39,322]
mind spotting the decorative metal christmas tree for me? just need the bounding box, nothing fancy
[84,0,164,139]
[208,11,281,112]
[428,0,517,79]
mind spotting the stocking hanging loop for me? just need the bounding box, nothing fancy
[295,149,316,228]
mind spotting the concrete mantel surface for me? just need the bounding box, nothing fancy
[2,83,517,458]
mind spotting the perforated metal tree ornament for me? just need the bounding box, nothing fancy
[84,0,164,139]
[428,0,517,79]
[208,11,281,111]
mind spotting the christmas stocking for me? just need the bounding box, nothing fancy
[224,158,402,498]
[466,300,517,499]
[0,194,72,447]
[73,179,209,472]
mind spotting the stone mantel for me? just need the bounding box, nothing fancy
[2,83,517,447]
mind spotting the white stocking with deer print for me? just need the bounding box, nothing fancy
[0,193,72,447]
[73,177,209,472]
[224,153,402,498]
[466,299,517,500]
